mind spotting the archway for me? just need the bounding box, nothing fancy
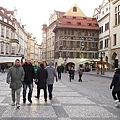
[111,52,118,68]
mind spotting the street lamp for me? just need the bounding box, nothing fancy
[100,52,105,75]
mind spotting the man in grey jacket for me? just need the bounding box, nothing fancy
[46,62,58,100]
[7,59,25,108]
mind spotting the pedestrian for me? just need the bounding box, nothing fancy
[78,69,83,82]
[35,63,48,101]
[57,65,62,79]
[46,62,58,100]
[22,59,35,104]
[34,64,38,85]
[110,68,120,107]
[1,64,5,73]
[61,64,64,73]
[96,65,99,74]
[6,59,25,108]
[68,67,75,82]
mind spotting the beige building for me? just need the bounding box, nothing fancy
[45,11,65,64]
[41,24,47,62]
[27,34,40,64]
[53,4,99,70]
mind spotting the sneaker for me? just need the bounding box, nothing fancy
[16,103,20,109]
[45,99,47,102]
[12,102,15,106]
[114,100,119,107]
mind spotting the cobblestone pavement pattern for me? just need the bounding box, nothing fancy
[0,72,120,120]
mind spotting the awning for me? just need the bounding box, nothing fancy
[0,57,22,63]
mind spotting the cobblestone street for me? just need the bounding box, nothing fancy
[0,72,120,120]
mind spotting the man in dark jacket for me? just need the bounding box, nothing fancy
[22,59,35,104]
[110,68,120,107]
[57,65,62,79]
[35,63,48,101]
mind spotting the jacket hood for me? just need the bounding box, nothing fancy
[115,68,120,74]
[48,62,52,67]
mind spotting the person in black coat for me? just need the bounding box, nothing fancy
[22,60,35,104]
[35,63,48,101]
[110,68,120,107]
[57,65,62,79]
[68,67,75,82]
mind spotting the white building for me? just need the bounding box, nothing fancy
[0,6,28,67]
[109,0,120,68]
[93,0,110,69]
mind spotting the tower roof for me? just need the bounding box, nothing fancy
[64,4,86,17]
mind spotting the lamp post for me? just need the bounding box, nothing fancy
[100,52,105,75]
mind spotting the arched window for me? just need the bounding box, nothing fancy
[73,7,77,12]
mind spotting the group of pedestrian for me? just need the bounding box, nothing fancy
[6,59,57,109]
[68,67,83,82]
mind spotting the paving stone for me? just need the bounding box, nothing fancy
[63,106,118,118]
[0,118,58,120]
[1,106,57,118]
[53,106,69,117]
[58,118,71,120]
[0,97,5,103]
[53,92,81,97]
[56,97,96,104]
[54,87,74,92]
[0,106,7,117]
[0,91,10,96]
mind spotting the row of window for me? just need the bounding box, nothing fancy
[115,5,120,25]
[0,42,9,54]
[99,34,117,50]
[99,22,109,33]
[1,25,13,39]
[99,38,109,49]
[65,21,98,27]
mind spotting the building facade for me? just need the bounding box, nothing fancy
[53,5,99,70]
[46,11,65,63]
[93,0,110,69]
[0,6,27,66]
[109,0,120,68]
[41,24,47,62]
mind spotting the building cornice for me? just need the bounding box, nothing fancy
[98,13,109,22]
[0,20,15,31]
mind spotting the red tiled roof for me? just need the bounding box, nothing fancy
[53,16,99,32]
[54,10,65,16]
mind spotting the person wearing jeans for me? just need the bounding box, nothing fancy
[46,62,58,100]
[22,59,35,104]
[7,59,25,108]
[23,83,33,103]
[48,84,53,99]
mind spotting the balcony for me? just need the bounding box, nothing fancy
[10,39,19,44]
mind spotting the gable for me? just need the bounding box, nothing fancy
[64,4,86,17]
[101,0,109,8]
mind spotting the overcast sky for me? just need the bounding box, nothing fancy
[0,0,103,44]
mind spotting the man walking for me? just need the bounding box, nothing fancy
[57,65,62,79]
[6,59,25,108]
[22,59,35,104]
[35,63,48,101]
[46,62,58,100]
